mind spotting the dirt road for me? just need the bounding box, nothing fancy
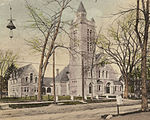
[0,100,149,120]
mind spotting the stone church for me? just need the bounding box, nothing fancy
[8,2,123,99]
[68,2,123,98]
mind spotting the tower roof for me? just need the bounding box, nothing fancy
[77,2,86,13]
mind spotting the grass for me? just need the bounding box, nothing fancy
[86,99,116,103]
[0,97,37,103]
[59,101,84,105]
[0,96,117,109]
[74,96,83,100]
[58,96,71,100]
[9,102,51,109]
[0,95,72,103]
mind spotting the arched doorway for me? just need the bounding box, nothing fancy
[106,82,111,93]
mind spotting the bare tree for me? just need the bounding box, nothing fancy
[97,14,141,99]
[0,50,17,99]
[135,0,149,112]
[25,0,72,101]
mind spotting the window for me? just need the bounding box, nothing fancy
[106,71,108,78]
[89,30,92,51]
[87,29,90,52]
[26,77,28,83]
[106,82,110,93]
[120,86,122,91]
[24,87,26,92]
[97,85,101,91]
[102,71,104,78]
[30,73,33,83]
[42,87,46,95]
[99,85,101,91]
[35,77,37,83]
[89,83,92,94]
[115,86,117,91]
[27,87,29,92]
[47,88,51,93]
[99,70,100,78]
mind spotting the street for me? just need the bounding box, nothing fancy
[0,99,149,120]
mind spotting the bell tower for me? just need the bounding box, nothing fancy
[69,2,96,96]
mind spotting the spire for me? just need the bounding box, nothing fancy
[77,2,86,13]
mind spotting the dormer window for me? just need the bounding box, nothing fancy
[30,73,33,83]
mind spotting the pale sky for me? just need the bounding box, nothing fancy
[0,0,135,77]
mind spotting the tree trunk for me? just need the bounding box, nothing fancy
[123,75,128,99]
[141,46,148,111]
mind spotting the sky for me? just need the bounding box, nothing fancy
[0,0,135,77]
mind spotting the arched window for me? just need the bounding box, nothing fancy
[89,83,92,94]
[26,77,28,83]
[35,77,37,83]
[106,82,111,93]
[47,88,51,93]
[30,73,33,83]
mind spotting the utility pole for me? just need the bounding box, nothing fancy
[53,50,56,104]
[0,76,2,99]
[82,53,85,101]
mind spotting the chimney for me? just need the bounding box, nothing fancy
[56,69,59,76]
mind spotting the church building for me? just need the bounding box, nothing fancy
[8,2,123,99]
[68,2,123,98]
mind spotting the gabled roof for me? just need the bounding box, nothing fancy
[17,64,38,77]
[55,65,69,82]
[42,77,53,88]
[77,2,86,13]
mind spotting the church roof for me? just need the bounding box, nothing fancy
[42,77,53,87]
[17,64,38,77]
[55,65,69,82]
[77,2,86,13]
